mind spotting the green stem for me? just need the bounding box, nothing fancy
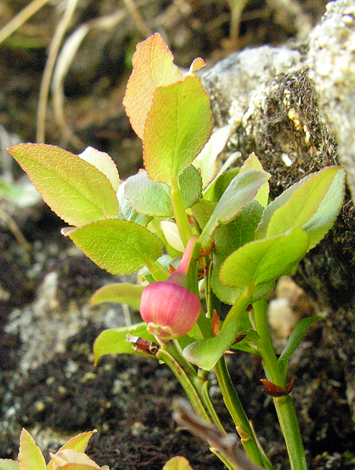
[215,357,274,470]
[159,340,221,427]
[221,288,251,333]
[253,300,282,385]
[156,342,242,470]
[274,396,308,470]
[210,450,238,470]
[201,379,226,432]
[156,343,210,422]
[253,299,308,470]
[171,179,192,247]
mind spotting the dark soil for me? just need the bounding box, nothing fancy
[2,1,354,470]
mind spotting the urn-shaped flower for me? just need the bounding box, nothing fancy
[140,281,200,340]
[140,236,201,341]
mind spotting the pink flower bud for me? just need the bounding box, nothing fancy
[140,281,201,341]
[140,236,200,340]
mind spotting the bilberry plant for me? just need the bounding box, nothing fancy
[7,33,345,470]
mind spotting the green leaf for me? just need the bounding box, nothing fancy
[191,199,216,230]
[199,170,270,248]
[184,289,252,370]
[90,283,144,310]
[47,431,96,470]
[255,166,342,240]
[183,321,241,371]
[143,75,213,185]
[266,166,341,238]
[8,144,119,227]
[220,228,309,291]
[278,316,320,378]
[211,201,263,304]
[255,179,305,240]
[18,429,46,470]
[117,182,151,226]
[303,169,345,249]
[124,165,202,217]
[239,153,269,207]
[203,167,239,202]
[0,460,20,470]
[94,323,156,364]
[178,165,203,209]
[125,171,171,216]
[66,219,163,275]
[163,456,194,470]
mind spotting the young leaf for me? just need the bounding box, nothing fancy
[50,464,100,470]
[0,460,20,470]
[192,124,232,188]
[143,76,213,185]
[199,170,270,248]
[211,201,263,305]
[124,165,202,217]
[278,316,320,379]
[160,221,185,252]
[189,57,206,74]
[54,431,95,454]
[8,144,119,227]
[47,432,97,470]
[163,456,194,470]
[239,153,269,208]
[18,429,46,470]
[220,228,309,291]
[93,323,156,364]
[50,449,104,469]
[90,283,144,310]
[78,147,120,192]
[123,33,183,139]
[266,166,341,238]
[66,219,163,275]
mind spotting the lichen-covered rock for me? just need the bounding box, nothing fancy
[200,1,355,453]
[308,0,355,205]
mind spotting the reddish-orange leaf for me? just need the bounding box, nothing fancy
[123,33,183,139]
[212,310,220,337]
[260,377,295,397]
